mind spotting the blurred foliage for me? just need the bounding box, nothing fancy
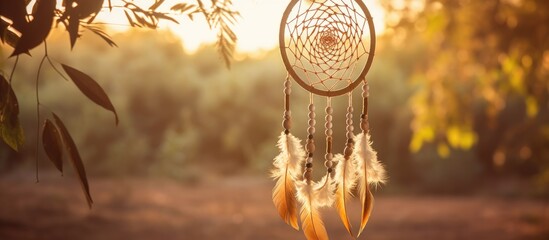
[383,0,549,194]
[1,0,548,197]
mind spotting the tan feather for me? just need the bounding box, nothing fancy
[352,133,383,237]
[334,154,358,237]
[358,188,374,237]
[271,132,305,230]
[296,180,330,240]
[315,175,336,208]
[353,133,387,186]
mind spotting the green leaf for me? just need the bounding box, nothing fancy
[0,75,24,151]
[61,64,119,125]
[67,14,80,49]
[149,0,165,10]
[0,119,25,152]
[0,0,27,47]
[82,25,118,47]
[42,119,63,173]
[52,113,93,208]
[73,0,104,19]
[10,0,55,56]
[171,3,196,13]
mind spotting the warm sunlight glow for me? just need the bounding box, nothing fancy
[100,0,386,54]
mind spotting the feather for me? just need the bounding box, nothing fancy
[296,180,330,240]
[353,132,386,187]
[315,174,336,208]
[352,132,385,237]
[271,132,305,230]
[334,154,358,236]
[358,188,374,237]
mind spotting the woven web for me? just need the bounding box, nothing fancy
[283,0,372,94]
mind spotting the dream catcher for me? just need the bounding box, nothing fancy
[271,0,386,239]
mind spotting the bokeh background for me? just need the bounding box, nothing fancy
[1,0,548,239]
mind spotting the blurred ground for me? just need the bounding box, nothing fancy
[0,173,548,240]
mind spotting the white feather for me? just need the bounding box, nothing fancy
[272,132,306,180]
[296,179,330,240]
[352,132,387,186]
[334,154,359,193]
[271,132,306,230]
[315,175,336,208]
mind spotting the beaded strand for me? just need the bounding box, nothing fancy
[325,98,334,176]
[304,94,316,183]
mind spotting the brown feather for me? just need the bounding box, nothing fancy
[297,181,330,240]
[334,154,356,237]
[357,187,374,237]
[271,132,304,230]
[272,169,299,230]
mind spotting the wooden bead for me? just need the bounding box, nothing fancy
[307,127,315,135]
[283,120,291,130]
[346,132,354,139]
[346,125,354,132]
[361,121,369,131]
[325,122,333,129]
[306,162,313,168]
[325,153,333,161]
[344,146,353,156]
[308,111,315,119]
[303,171,312,180]
[324,161,333,168]
[362,91,368,98]
[309,104,315,112]
[346,118,353,125]
[284,88,291,95]
[327,168,333,173]
[346,113,353,119]
[326,107,333,114]
[362,83,368,91]
[284,80,291,88]
[347,106,354,112]
[325,129,333,136]
[307,157,314,163]
[306,142,315,152]
[308,119,316,126]
[325,115,332,122]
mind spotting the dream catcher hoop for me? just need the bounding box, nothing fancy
[279,0,376,97]
[271,1,386,239]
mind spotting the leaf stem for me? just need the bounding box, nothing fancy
[35,42,48,183]
[8,56,19,84]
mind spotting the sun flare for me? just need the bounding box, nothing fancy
[97,0,385,55]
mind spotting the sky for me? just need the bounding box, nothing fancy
[98,0,386,54]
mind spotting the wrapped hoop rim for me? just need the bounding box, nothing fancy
[279,0,376,97]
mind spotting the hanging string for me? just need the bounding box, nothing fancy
[283,75,292,134]
[304,93,316,183]
[360,79,369,134]
[325,97,334,176]
[343,92,355,165]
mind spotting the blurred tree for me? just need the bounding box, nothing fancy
[384,0,549,185]
[0,0,239,206]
